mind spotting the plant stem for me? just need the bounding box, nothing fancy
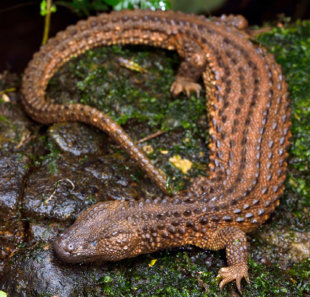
[42,0,52,45]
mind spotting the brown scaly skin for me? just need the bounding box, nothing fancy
[21,9,291,292]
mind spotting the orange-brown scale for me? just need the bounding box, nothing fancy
[21,9,291,292]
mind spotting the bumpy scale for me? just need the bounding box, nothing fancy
[21,9,291,292]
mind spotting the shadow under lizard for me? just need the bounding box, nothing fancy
[21,9,291,292]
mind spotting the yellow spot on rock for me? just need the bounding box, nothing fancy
[160,150,169,155]
[169,155,192,174]
[118,57,147,73]
[143,145,154,154]
[1,93,10,102]
[148,259,157,267]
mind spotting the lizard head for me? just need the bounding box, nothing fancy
[53,201,140,263]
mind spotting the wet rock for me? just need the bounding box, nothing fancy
[0,154,30,210]
[1,246,99,297]
[0,101,34,274]
[0,154,29,267]
[0,103,32,154]
[48,122,109,156]
[254,226,310,269]
[29,221,62,243]
[23,153,162,220]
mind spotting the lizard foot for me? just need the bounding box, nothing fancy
[217,264,250,292]
[170,78,201,97]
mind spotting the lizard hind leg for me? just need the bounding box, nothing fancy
[205,226,250,292]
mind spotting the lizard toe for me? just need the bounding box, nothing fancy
[170,78,201,97]
[217,264,249,292]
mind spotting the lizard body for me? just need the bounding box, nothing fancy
[21,9,291,291]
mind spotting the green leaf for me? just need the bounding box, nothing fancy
[140,0,171,10]
[51,4,57,12]
[103,0,122,6]
[114,0,170,10]
[40,0,47,16]
[40,0,57,16]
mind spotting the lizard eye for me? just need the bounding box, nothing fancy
[67,243,74,251]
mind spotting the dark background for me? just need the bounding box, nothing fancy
[0,0,309,72]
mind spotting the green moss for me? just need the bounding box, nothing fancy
[39,137,61,174]
[0,115,11,125]
[288,258,310,294]
[48,45,208,190]
[82,251,223,297]
[242,259,300,297]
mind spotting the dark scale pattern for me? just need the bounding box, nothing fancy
[21,9,291,292]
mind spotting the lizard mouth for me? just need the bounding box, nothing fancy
[53,235,106,264]
[53,235,79,263]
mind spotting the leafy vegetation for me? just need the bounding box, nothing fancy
[40,0,171,17]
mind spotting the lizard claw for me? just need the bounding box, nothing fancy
[170,78,202,97]
[217,264,250,293]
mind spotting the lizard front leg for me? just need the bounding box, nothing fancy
[171,39,206,97]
